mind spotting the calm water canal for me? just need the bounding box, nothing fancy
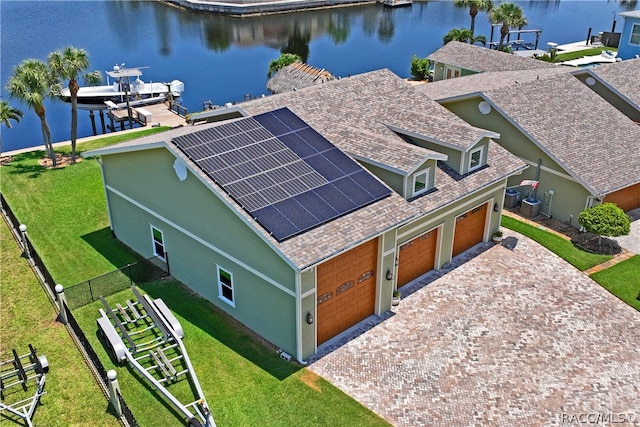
[1,0,636,152]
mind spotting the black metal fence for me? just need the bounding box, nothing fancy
[1,192,140,427]
[65,257,169,309]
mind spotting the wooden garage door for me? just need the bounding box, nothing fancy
[604,183,640,212]
[452,203,488,257]
[397,228,438,288]
[316,239,378,345]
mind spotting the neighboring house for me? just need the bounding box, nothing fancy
[84,69,525,362]
[571,58,640,122]
[617,10,640,60]
[418,71,640,224]
[427,41,557,81]
[267,62,336,94]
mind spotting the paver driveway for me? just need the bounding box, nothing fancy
[309,231,640,426]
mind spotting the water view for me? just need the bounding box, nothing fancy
[1,0,636,152]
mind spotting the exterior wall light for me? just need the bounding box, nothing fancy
[494,203,499,212]
[386,269,393,281]
[306,312,314,325]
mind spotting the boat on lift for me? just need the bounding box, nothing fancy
[59,63,184,110]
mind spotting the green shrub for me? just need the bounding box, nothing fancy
[578,203,631,245]
[410,55,431,81]
[267,53,301,77]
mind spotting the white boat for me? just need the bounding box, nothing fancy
[59,64,184,110]
[383,0,413,7]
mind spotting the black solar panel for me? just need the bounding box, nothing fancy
[172,108,391,242]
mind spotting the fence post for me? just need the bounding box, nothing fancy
[19,224,31,260]
[55,284,68,325]
[107,370,122,417]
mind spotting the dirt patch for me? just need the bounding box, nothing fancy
[299,370,322,392]
[527,215,622,256]
[38,153,82,168]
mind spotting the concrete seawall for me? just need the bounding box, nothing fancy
[163,0,376,16]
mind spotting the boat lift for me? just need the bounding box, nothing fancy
[0,345,49,427]
[97,286,215,427]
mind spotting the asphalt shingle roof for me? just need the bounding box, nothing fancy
[427,41,558,73]
[483,73,640,195]
[85,70,526,269]
[582,58,640,109]
[416,67,573,101]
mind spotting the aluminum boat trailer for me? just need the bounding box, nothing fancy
[97,286,215,427]
[0,345,49,427]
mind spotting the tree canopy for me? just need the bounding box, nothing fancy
[454,0,493,36]
[489,2,527,49]
[267,53,302,78]
[443,28,487,46]
[6,59,58,166]
[578,203,631,245]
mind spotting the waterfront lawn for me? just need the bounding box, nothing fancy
[553,47,617,62]
[0,220,120,427]
[500,215,612,271]
[0,128,169,286]
[591,255,640,312]
[2,132,389,427]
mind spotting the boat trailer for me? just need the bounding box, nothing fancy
[0,345,49,427]
[97,286,215,427]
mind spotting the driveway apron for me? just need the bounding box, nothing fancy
[309,231,640,426]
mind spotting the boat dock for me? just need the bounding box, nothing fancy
[104,101,187,131]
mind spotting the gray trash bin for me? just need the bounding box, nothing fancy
[504,189,520,209]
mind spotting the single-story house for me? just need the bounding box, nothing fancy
[616,10,640,60]
[84,69,525,362]
[427,40,557,81]
[418,70,640,223]
[571,58,640,122]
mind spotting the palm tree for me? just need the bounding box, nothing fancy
[0,100,24,155]
[489,2,527,50]
[454,0,493,36]
[49,46,100,163]
[6,59,57,166]
[443,28,487,46]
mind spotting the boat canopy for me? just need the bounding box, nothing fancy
[106,66,147,79]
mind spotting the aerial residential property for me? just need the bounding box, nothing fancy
[84,69,525,362]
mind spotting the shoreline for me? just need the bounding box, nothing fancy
[162,0,377,16]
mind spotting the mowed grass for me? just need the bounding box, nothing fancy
[1,134,389,427]
[0,220,120,427]
[501,215,612,271]
[591,255,640,312]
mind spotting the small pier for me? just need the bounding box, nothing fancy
[89,100,188,135]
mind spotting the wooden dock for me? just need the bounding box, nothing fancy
[107,101,187,130]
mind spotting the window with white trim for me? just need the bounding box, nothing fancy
[412,169,429,196]
[631,23,640,46]
[151,226,165,261]
[468,147,484,171]
[217,266,235,307]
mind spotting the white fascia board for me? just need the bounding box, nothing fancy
[385,123,464,154]
[83,140,166,158]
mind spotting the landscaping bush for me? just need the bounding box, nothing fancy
[410,55,431,81]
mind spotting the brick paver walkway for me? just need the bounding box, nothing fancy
[309,231,640,426]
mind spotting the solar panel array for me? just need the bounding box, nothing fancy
[172,107,391,242]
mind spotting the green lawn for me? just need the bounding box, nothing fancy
[591,255,640,312]
[1,133,390,426]
[500,215,612,271]
[0,220,120,427]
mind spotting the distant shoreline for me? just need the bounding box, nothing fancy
[162,0,377,16]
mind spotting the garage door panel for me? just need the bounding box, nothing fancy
[452,203,487,257]
[397,229,438,287]
[604,184,640,212]
[317,239,378,344]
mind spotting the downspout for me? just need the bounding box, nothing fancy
[295,270,308,366]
